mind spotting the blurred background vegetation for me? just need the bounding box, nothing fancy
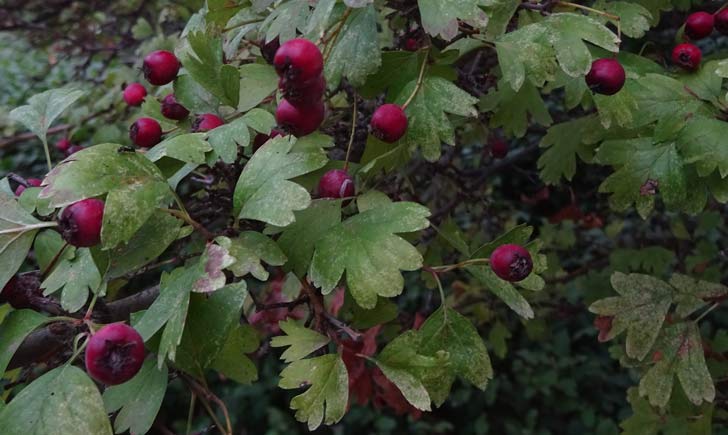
[3,1,728,434]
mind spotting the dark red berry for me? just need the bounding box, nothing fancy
[276,99,325,137]
[142,50,180,86]
[14,178,42,196]
[122,83,147,107]
[253,129,284,152]
[318,169,355,199]
[490,138,508,159]
[404,38,419,51]
[684,12,714,40]
[371,104,408,143]
[490,244,533,282]
[59,198,105,247]
[65,145,85,156]
[191,113,225,132]
[85,323,145,385]
[261,37,281,64]
[129,117,162,148]
[716,9,728,34]
[279,75,326,107]
[585,58,626,95]
[273,38,324,84]
[160,94,189,120]
[55,138,72,153]
[672,43,702,70]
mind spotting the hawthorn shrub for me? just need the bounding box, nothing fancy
[1,1,728,434]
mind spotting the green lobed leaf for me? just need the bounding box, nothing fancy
[589,272,673,361]
[0,365,112,435]
[468,266,534,319]
[41,248,102,313]
[395,75,479,161]
[677,117,728,178]
[481,80,552,138]
[0,191,44,290]
[639,323,714,408]
[270,319,331,363]
[278,354,349,430]
[217,233,286,281]
[538,116,603,185]
[179,32,239,107]
[233,135,328,226]
[418,307,493,406]
[309,201,431,309]
[9,88,85,147]
[206,117,250,164]
[275,199,342,277]
[0,309,49,375]
[211,325,259,384]
[237,63,278,112]
[103,360,168,435]
[325,6,381,88]
[145,133,212,164]
[174,75,220,114]
[417,0,488,40]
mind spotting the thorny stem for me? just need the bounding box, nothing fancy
[322,8,353,63]
[402,48,430,110]
[344,92,358,171]
[556,1,621,43]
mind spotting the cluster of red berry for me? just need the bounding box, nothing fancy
[126,50,225,148]
[273,38,327,137]
[672,9,728,70]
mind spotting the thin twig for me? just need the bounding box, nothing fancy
[402,48,430,110]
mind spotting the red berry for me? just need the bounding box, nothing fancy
[261,37,281,64]
[278,75,326,107]
[370,104,408,143]
[129,118,162,148]
[490,138,508,159]
[318,169,355,199]
[142,50,180,86]
[14,178,42,197]
[122,83,147,107]
[672,43,702,70]
[585,58,626,95]
[716,9,728,34]
[253,129,284,152]
[273,38,324,84]
[684,12,714,40]
[191,113,225,132]
[160,94,189,120]
[59,198,105,247]
[85,323,145,385]
[404,38,419,51]
[490,244,533,282]
[55,138,72,153]
[275,99,325,137]
[65,145,85,156]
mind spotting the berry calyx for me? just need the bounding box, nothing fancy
[14,178,42,196]
[66,145,85,156]
[489,244,533,282]
[122,83,147,107]
[142,50,180,86]
[253,129,284,152]
[279,75,326,107]
[84,323,145,385]
[490,138,508,159]
[716,9,728,35]
[130,118,162,148]
[370,104,408,143]
[585,58,626,95]
[160,94,190,120]
[672,43,702,70]
[318,169,355,199]
[191,113,225,132]
[58,198,105,247]
[261,37,281,64]
[275,99,325,137]
[273,38,324,84]
[55,138,72,153]
[684,12,714,40]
